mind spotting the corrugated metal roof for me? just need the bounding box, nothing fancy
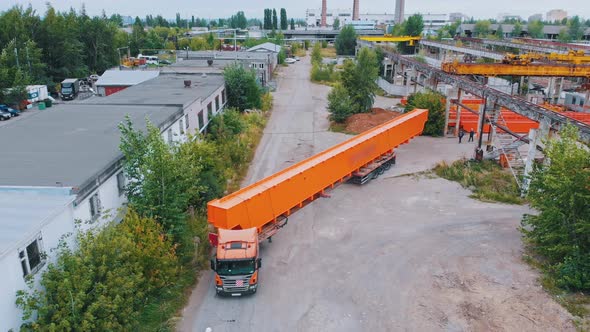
[96,70,159,86]
[247,42,281,53]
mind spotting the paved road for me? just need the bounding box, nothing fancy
[178,55,574,332]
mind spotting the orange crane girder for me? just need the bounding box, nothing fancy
[207,109,429,231]
[441,62,590,77]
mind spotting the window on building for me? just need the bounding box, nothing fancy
[215,96,220,111]
[207,102,213,117]
[117,172,125,196]
[89,192,101,219]
[221,89,226,104]
[167,128,173,143]
[198,111,204,130]
[259,63,264,68]
[20,235,45,277]
[309,13,315,17]
[185,114,189,129]
[179,118,185,134]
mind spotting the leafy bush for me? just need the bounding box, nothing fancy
[311,42,322,65]
[223,63,262,111]
[335,25,357,55]
[261,92,273,112]
[404,91,446,136]
[522,125,590,291]
[310,63,337,82]
[278,48,286,65]
[327,84,354,123]
[17,210,179,331]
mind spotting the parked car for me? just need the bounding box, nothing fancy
[0,110,11,121]
[285,58,297,64]
[294,56,300,61]
[0,104,20,116]
[89,74,100,81]
[159,59,172,65]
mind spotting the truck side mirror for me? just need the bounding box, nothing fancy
[210,259,216,271]
[257,258,262,269]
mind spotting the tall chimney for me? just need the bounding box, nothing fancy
[394,0,405,25]
[321,0,327,27]
[352,0,360,21]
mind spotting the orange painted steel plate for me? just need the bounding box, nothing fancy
[207,109,429,231]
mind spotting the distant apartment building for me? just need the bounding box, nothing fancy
[449,12,469,23]
[528,14,543,22]
[546,9,567,22]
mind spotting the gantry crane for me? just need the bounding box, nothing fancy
[359,35,421,46]
[503,50,590,65]
[442,60,590,77]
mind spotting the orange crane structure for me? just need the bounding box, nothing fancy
[441,61,590,77]
[207,109,428,296]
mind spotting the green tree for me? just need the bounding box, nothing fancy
[280,8,288,30]
[404,91,445,136]
[272,9,278,30]
[278,48,286,64]
[223,63,262,111]
[527,20,544,38]
[558,27,571,42]
[495,24,505,39]
[290,18,295,30]
[335,25,357,55]
[229,11,247,29]
[567,16,584,41]
[522,125,590,291]
[16,210,179,330]
[340,48,379,113]
[474,20,491,37]
[513,21,523,37]
[404,14,424,36]
[327,83,354,123]
[311,42,323,65]
[333,18,340,30]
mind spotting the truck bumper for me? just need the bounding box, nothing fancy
[216,283,257,296]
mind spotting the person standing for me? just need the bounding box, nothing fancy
[458,128,465,143]
[468,128,475,142]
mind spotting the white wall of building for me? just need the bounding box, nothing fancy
[0,201,75,332]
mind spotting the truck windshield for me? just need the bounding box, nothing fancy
[61,87,72,93]
[217,259,255,276]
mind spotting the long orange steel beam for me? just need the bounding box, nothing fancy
[441,62,590,77]
[208,109,429,231]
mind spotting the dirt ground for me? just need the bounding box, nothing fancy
[178,53,575,332]
[345,107,401,133]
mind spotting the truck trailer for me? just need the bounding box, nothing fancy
[207,109,429,296]
[60,78,80,100]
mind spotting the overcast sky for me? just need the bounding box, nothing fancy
[2,0,588,20]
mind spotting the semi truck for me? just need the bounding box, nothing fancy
[207,109,429,296]
[60,78,80,100]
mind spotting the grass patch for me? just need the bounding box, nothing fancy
[329,122,355,135]
[320,47,337,58]
[522,252,590,328]
[433,159,524,204]
[294,49,306,57]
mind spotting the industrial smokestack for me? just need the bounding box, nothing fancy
[394,0,405,25]
[321,0,327,27]
[352,0,359,21]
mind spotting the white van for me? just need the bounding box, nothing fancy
[138,54,159,65]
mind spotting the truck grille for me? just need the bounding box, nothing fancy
[220,274,252,292]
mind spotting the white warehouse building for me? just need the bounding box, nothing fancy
[0,72,226,331]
